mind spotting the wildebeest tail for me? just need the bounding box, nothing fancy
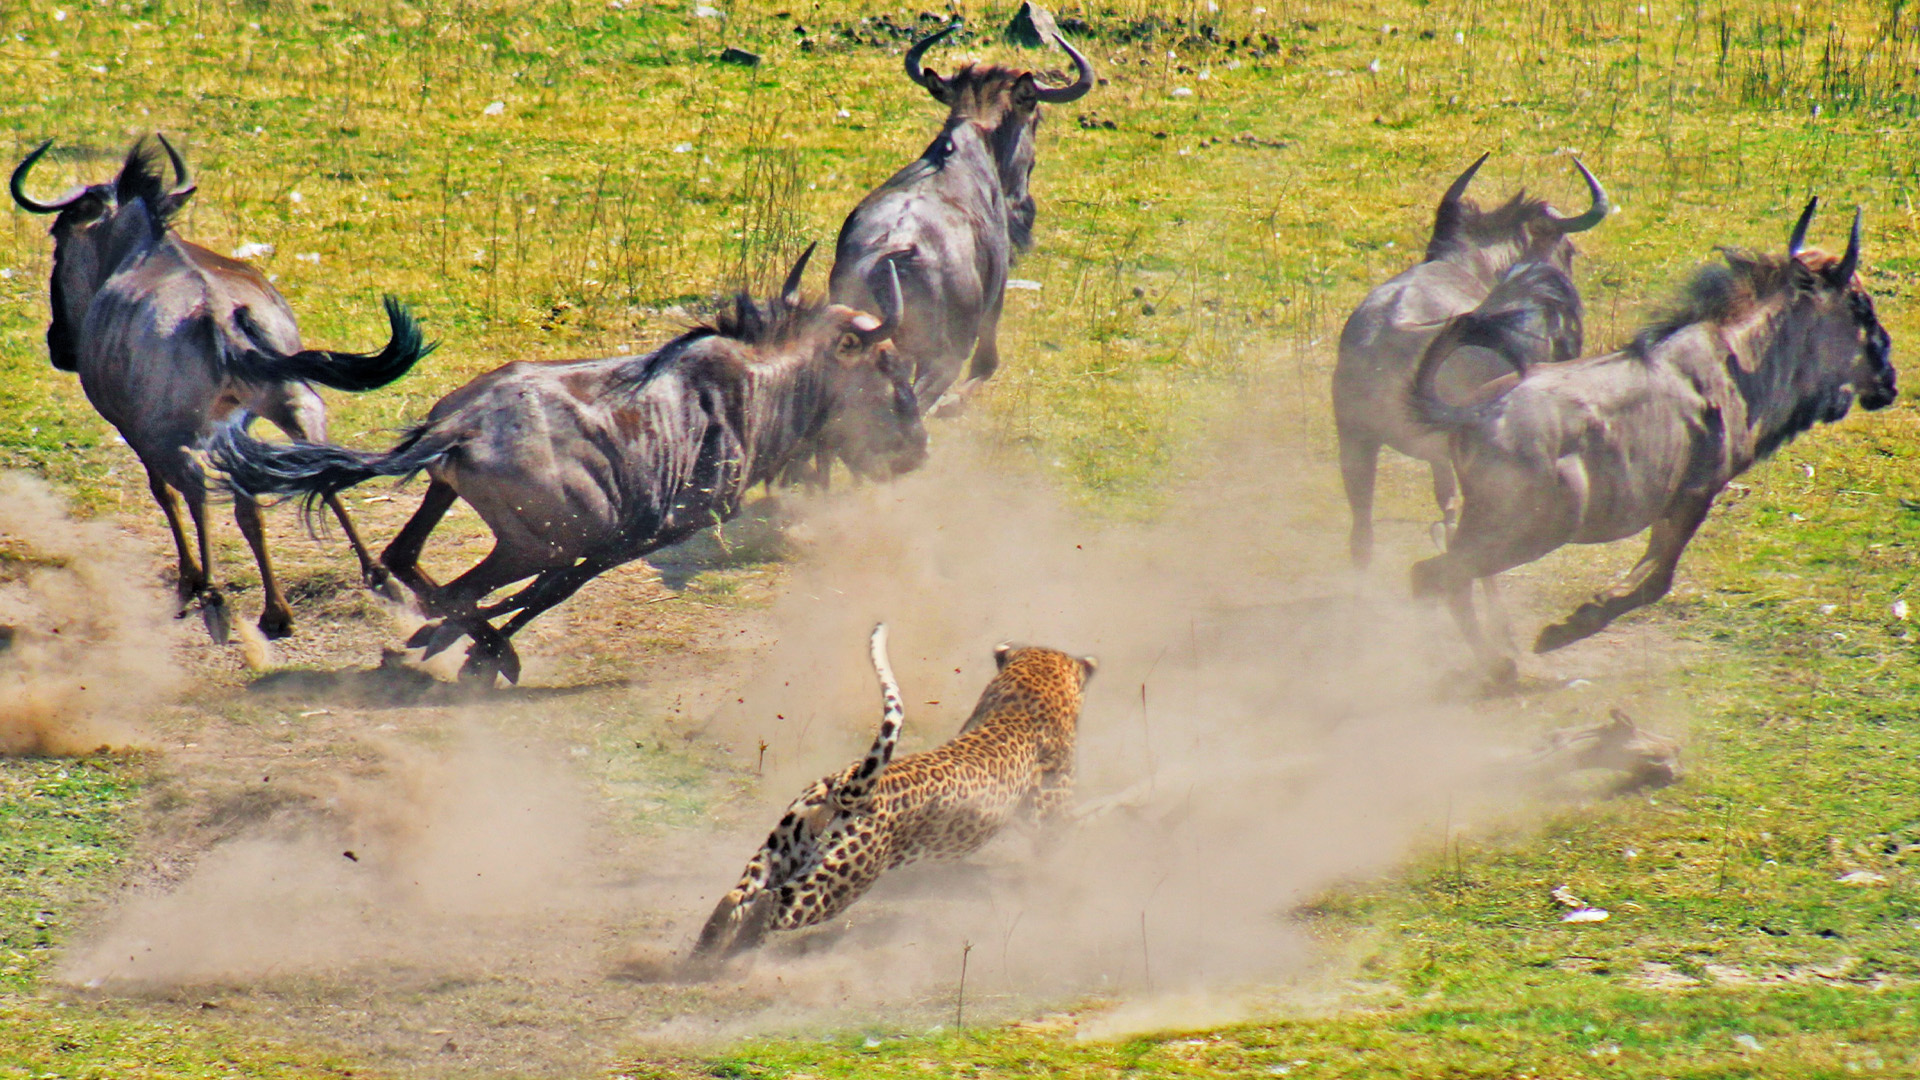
[233,295,436,391]
[203,417,457,518]
[1408,308,1535,429]
[1411,260,1580,429]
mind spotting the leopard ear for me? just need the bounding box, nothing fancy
[993,642,1015,670]
[1077,655,1098,683]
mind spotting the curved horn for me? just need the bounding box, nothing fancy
[1832,207,1862,284]
[155,132,195,200]
[1033,33,1096,103]
[1439,152,1490,212]
[903,21,961,93]
[863,256,904,343]
[10,140,91,215]
[781,241,817,304]
[1547,157,1609,233]
[1788,196,1819,257]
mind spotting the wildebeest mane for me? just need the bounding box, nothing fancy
[936,64,1041,119]
[1427,191,1556,261]
[113,137,183,231]
[621,290,831,389]
[1629,249,1796,356]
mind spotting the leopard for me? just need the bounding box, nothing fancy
[686,622,1096,968]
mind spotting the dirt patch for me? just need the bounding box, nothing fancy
[36,416,1698,1075]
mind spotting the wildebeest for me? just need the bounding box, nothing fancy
[10,135,432,641]
[209,247,927,684]
[829,19,1093,415]
[1334,154,1609,567]
[1408,200,1895,677]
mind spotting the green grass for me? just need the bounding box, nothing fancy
[5,0,1920,1076]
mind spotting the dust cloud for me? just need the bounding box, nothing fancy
[58,727,597,987]
[45,402,1601,1060]
[0,470,176,756]
[651,414,1530,1039]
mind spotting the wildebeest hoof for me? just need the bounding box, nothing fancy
[364,566,405,603]
[257,610,294,641]
[928,389,970,418]
[458,642,520,686]
[1483,655,1519,687]
[200,593,233,645]
[460,623,521,685]
[1533,620,1590,654]
[411,619,473,659]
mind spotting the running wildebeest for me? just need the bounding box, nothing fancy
[209,247,927,684]
[1408,199,1895,678]
[1334,154,1609,567]
[829,19,1093,416]
[10,135,432,641]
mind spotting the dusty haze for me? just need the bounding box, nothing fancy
[46,408,1650,1069]
[0,470,177,755]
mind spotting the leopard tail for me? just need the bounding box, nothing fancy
[838,622,905,808]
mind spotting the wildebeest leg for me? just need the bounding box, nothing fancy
[321,494,399,598]
[1413,553,1506,680]
[1480,574,1516,651]
[266,395,395,597]
[1534,494,1715,653]
[145,466,205,606]
[180,485,231,644]
[381,481,458,606]
[470,556,618,683]
[232,494,295,639]
[1338,430,1381,569]
[965,291,1005,384]
[405,545,543,684]
[1429,458,1459,548]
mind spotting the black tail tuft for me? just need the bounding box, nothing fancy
[203,417,452,528]
[235,295,437,392]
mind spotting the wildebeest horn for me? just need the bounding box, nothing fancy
[904,21,961,93]
[1546,157,1609,233]
[862,256,904,343]
[1439,153,1490,211]
[1831,207,1862,284]
[1787,196,1818,257]
[9,140,92,215]
[781,241,817,304]
[155,132,195,200]
[1034,33,1096,103]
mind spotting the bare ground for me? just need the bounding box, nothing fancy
[14,442,1703,1079]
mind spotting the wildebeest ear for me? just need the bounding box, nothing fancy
[1077,655,1098,682]
[993,642,1015,670]
[1012,72,1040,107]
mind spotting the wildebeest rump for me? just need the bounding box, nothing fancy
[10,135,432,641]
[829,20,1093,415]
[1408,200,1895,676]
[1334,154,1608,567]
[209,248,928,684]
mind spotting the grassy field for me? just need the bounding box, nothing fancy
[4,0,1920,1076]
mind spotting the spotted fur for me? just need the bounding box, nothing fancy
[688,628,1096,966]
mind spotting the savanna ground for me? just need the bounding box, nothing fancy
[4,0,1920,1076]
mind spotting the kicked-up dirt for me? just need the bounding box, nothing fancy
[12,417,1695,1078]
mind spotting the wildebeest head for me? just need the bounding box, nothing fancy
[1631,199,1895,453]
[11,135,196,372]
[742,247,926,479]
[1780,199,1895,416]
[814,254,928,478]
[1424,153,1609,278]
[902,22,1093,252]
